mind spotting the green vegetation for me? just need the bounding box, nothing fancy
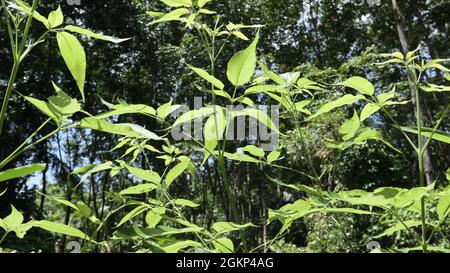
[0,0,448,253]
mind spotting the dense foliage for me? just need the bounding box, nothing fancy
[0,0,449,253]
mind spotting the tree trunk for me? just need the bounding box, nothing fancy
[391,0,434,185]
[38,143,49,220]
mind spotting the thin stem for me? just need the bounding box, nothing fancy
[378,105,417,151]
[410,64,427,253]
[17,0,39,57]
[0,127,60,169]
[195,21,248,251]
[0,118,51,169]
[330,215,355,252]
[0,0,39,136]
[0,231,9,246]
[0,62,19,136]
[1,0,16,57]
[388,208,422,243]
[423,104,450,151]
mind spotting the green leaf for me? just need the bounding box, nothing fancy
[420,84,450,92]
[401,127,450,144]
[257,61,286,86]
[377,90,396,105]
[244,85,287,96]
[353,129,400,155]
[45,194,79,212]
[12,0,49,28]
[234,96,255,107]
[405,45,420,63]
[231,107,280,134]
[120,183,159,195]
[231,31,248,40]
[219,151,262,163]
[56,32,86,100]
[297,78,321,91]
[64,25,131,44]
[48,82,81,116]
[174,199,200,208]
[321,208,374,215]
[405,245,450,253]
[172,107,216,127]
[380,51,404,60]
[157,100,175,119]
[437,195,450,220]
[339,110,360,141]
[338,76,374,96]
[72,162,113,185]
[23,96,61,123]
[203,111,227,163]
[279,199,311,213]
[266,149,281,164]
[146,11,165,18]
[226,32,259,86]
[198,0,211,8]
[226,23,265,31]
[117,205,148,227]
[33,220,91,240]
[3,205,24,230]
[47,5,64,28]
[374,220,422,238]
[165,156,191,188]
[160,0,192,7]
[239,145,265,157]
[212,222,256,235]
[204,89,232,101]
[153,8,189,24]
[162,240,201,253]
[375,59,403,66]
[95,103,156,119]
[199,8,216,15]
[294,100,312,115]
[308,94,365,120]
[124,123,165,140]
[213,237,234,253]
[76,201,91,218]
[444,73,450,82]
[124,164,161,184]
[360,103,380,122]
[12,222,33,239]
[145,207,165,228]
[423,59,450,72]
[0,163,46,183]
[79,118,144,138]
[337,183,434,209]
[188,65,224,90]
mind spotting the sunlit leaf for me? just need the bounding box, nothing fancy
[165,156,191,188]
[33,220,91,240]
[188,65,224,90]
[0,163,46,183]
[65,25,131,44]
[56,32,86,100]
[360,103,380,122]
[338,76,374,96]
[47,5,64,28]
[227,32,259,86]
[308,94,365,120]
[152,8,189,24]
[374,220,422,238]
